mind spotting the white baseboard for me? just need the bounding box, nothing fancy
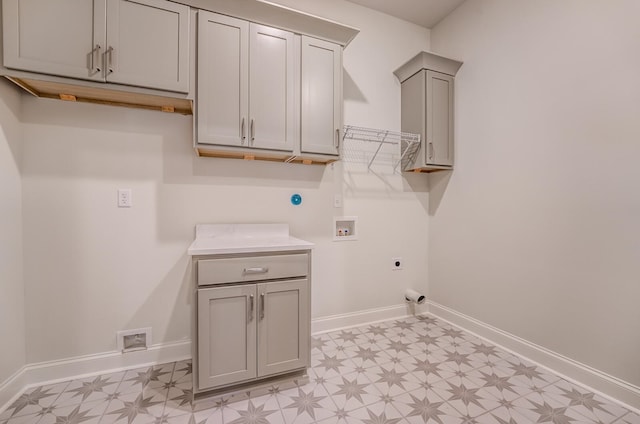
[427,300,640,413]
[0,340,191,414]
[311,303,429,334]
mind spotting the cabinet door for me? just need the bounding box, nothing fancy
[105,0,189,92]
[257,279,310,377]
[2,0,106,81]
[426,70,454,166]
[197,11,248,147]
[249,24,296,152]
[301,36,342,156]
[197,285,257,390]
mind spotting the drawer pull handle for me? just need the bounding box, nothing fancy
[244,267,269,274]
[260,293,265,320]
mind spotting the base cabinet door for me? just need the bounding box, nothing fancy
[301,36,342,156]
[197,285,257,390]
[257,280,310,377]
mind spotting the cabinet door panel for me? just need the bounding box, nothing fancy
[426,70,454,166]
[106,0,189,92]
[301,36,341,156]
[249,24,295,152]
[257,280,309,377]
[197,11,248,147]
[2,0,105,81]
[197,285,257,390]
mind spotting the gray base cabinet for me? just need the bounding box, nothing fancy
[195,252,311,394]
[394,51,463,172]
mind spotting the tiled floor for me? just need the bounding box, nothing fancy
[1,316,638,424]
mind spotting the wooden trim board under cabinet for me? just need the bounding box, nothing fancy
[196,147,338,165]
[5,77,193,115]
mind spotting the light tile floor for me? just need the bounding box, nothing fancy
[1,316,638,424]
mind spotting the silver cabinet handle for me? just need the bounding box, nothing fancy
[428,141,434,160]
[250,119,255,145]
[260,293,265,320]
[248,294,254,321]
[335,128,340,149]
[243,267,269,274]
[89,44,101,74]
[104,46,114,76]
[241,117,246,144]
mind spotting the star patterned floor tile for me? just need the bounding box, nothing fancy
[323,373,383,412]
[366,363,423,398]
[277,383,336,424]
[546,379,631,422]
[3,315,638,424]
[346,400,408,424]
[311,350,357,379]
[392,389,465,424]
[36,399,108,424]
[223,394,284,424]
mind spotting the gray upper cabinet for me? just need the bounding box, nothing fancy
[301,36,342,156]
[2,0,190,93]
[104,0,190,92]
[2,0,105,81]
[197,11,296,153]
[395,51,462,172]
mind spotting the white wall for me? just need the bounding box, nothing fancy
[21,1,431,363]
[430,0,640,386]
[0,79,25,382]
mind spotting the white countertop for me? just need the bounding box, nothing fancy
[188,224,314,256]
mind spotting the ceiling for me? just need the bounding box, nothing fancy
[344,0,466,29]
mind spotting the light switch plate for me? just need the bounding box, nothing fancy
[334,194,343,208]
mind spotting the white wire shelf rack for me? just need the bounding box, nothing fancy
[341,125,420,172]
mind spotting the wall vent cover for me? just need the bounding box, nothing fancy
[117,327,152,353]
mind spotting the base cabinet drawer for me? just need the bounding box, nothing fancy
[196,279,310,392]
[197,253,308,285]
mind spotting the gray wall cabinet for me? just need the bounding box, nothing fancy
[301,36,342,156]
[195,11,344,163]
[197,11,297,153]
[2,0,191,93]
[394,51,462,172]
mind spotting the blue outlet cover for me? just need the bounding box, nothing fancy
[290,193,302,206]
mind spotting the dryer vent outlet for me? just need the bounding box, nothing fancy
[117,328,152,353]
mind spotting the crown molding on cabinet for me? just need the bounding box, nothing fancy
[394,50,463,83]
[171,0,360,47]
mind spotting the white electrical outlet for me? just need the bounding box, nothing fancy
[118,189,132,208]
[392,257,403,270]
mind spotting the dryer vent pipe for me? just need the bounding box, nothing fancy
[405,289,425,304]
